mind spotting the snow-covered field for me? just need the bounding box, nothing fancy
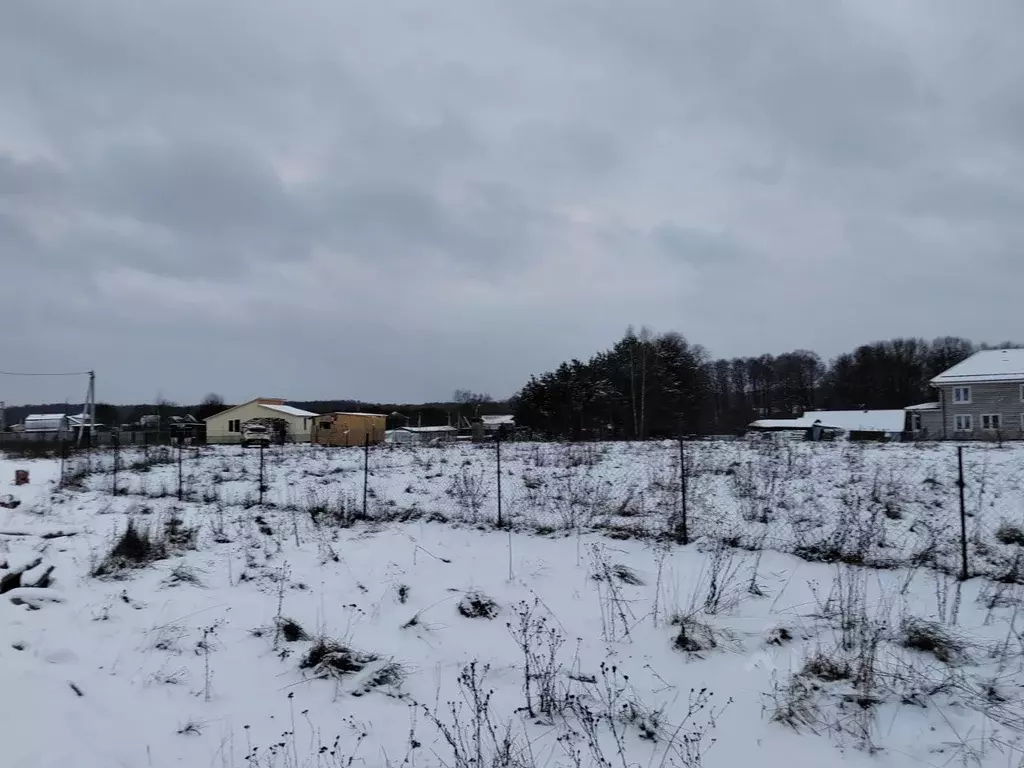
[3,441,1024,767]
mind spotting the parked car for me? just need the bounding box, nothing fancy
[241,420,272,448]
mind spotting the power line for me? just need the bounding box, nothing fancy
[0,370,91,377]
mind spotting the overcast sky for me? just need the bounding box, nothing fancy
[2,1,1022,405]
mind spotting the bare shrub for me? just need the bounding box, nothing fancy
[589,545,637,642]
[448,466,489,522]
[801,653,852,682]
[506,598,565,720]
[670,613,729,656]
[591,562,645,586]
[277,617,310,643]
[419,661,534,768]
[900,618,968,665]
[299,638,379,680]
[458,591,500,620]
[996,523,1024,547]
[766,626,795,646]
[92,518,170,577]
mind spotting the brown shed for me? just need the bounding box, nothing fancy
[312,412,387,447]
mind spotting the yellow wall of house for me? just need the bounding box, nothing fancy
[206,401,314,443]
[312,413,387,446]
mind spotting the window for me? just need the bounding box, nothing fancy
[954,414,973,432]
[910,413,922,432]
[320,421,332,430]
[953,386,972,404]
[982,414,1001,430]
[228,419,240,432]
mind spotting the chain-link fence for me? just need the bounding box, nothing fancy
[62,436,1024,581]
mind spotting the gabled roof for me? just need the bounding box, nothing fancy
[905,402,940,411]
[749,409,906,433]
[204,398,318,422]
[931,349,1024,385]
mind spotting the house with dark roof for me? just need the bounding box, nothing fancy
[906,349,1024,440]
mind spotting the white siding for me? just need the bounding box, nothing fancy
[206,401,313,443]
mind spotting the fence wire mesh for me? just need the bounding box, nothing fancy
[58,436,1024,582]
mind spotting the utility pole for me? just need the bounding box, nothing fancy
[89,370,96,444]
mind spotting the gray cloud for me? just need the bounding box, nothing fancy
[0,0,1021,405]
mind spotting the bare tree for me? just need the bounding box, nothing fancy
[452,390,493,405]
[196,393,226,421]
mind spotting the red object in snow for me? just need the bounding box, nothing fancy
[14,470,29,486]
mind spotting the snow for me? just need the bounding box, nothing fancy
[259,404,319,418]
[904,402,940,411]
[749,409,906,433]
[400,425,458,433]
[931,349,1024,384]
[2,441,1024,767]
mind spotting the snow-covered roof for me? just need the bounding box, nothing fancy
[23,413,97,431]
[931,349,1024,385]
[204,398,313,422]
[260,404,318,418]
[749,409,906,433]
[25,413,67,422]
[23,415,67,431]
[480,414,515,426]
[328,412,387,419]
[25,412,91,423]
[905,402,940,412]
[401,425,458,433]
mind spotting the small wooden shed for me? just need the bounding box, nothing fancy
[312,412,387,447]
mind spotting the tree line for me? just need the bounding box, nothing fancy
[4,333,1019,439]
[512,329,1022,439]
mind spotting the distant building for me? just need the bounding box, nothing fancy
[204,398,318,443]
[312,412,387,447]
[748,410,907,441]
[385,425,458,446]
[480,414,515,433]
[23,413,98,434]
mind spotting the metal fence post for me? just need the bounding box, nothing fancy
[362,433,370,518]
[496,430,503,528]
[112,433,119,496]
[958,446,969,581]
[177,439,184,501]
[678,437,689,545]
[259,441,265,506]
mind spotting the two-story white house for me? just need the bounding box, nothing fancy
[907,349,1024,440]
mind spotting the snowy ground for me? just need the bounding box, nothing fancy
[2,441,1024,767]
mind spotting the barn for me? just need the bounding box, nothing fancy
[748,409,907,441]
[312,412,387,447]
